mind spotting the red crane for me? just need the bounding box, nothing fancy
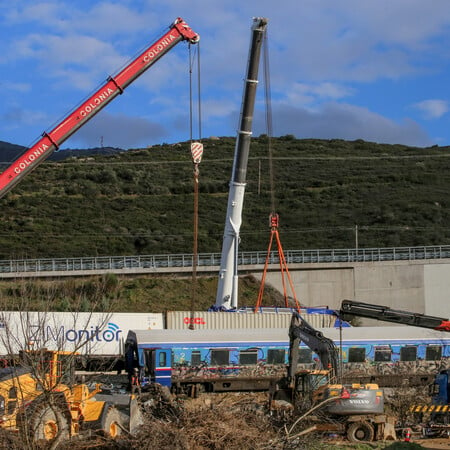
[0,18,199,199]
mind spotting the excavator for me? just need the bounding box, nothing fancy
[269,312,396,442]
[340,299,450,438]
[0,17,199,443]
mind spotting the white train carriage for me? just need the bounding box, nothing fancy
[0,311,164,370]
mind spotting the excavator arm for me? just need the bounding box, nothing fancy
[340,300,450,331]
[288,312,339,380]
[0,18,199,199]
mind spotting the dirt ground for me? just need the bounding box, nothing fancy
[1,386,449,449]
[411,438,450,450]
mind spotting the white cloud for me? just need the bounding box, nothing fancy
[7,33,130,91]
[0,105,48,141]
[286,82,354,106]
[252,102,432,147]
[1,1,450,148]
[412,99,449,120]
[67,111,168,148]
[0,81,30,93]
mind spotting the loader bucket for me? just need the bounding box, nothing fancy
[128,395,144,434]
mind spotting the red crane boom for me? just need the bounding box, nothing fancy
[0,17,199,199]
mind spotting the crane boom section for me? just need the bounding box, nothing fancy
[341,299,450,331]
[214,17,268,310]
[0,17,199,199]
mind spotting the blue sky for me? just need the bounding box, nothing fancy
[1,1,450,150]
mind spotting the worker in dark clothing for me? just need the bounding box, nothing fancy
[131,367,142,395]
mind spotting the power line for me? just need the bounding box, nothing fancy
[1,225,448,239]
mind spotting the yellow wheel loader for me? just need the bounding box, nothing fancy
[0,350,138,443]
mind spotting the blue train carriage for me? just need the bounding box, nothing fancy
[124,326,450,395]
[324,326,450,377]
[125,328,292,394]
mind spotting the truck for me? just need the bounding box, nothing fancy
[340,299,450,331]
[409,368,450,438]
[0,311,164,372]
[269,312,397,442]
[340,299,450,437]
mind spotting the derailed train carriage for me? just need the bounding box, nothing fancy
[0,309,335,371]
[125,326,450,394]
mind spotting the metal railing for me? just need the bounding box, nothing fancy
[0,245,449,276]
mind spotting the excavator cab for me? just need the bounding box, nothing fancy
[292,370,330,399]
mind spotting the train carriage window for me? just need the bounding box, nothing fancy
[211,350,229,366]
[298,349,312,364]
[374,346,392,362]
[348,347,365,362]
[191,350,201,366]
[425,345,442,361]
[267,349,285,364]
[400,346,417,361]
[239,349,258,365]
[158,351,167,367]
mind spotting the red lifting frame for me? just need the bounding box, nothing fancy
[254,213,302,312]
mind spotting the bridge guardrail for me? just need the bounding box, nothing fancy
[0,245,449,276]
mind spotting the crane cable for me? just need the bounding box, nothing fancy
[255,31,302,312]
[189,42,202,141]
[188,42,203,329]
[263,31,276,214]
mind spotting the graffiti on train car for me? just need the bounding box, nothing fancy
[126,326,450,393]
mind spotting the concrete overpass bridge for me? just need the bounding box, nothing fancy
[1,245,449,319]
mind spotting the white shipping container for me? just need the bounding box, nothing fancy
[0,311,164,357]
[166,310,336,330]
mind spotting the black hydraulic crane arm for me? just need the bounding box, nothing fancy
[340,300,450,331]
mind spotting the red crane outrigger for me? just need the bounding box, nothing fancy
[0,18,199,199]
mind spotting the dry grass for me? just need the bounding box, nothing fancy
[0,387,438,449]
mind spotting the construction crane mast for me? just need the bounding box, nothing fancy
[215,17,268,310]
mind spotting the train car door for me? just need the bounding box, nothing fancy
[145,349,172,387]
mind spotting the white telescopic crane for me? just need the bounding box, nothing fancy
[214,18,268,310]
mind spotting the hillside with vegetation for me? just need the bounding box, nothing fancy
[0,136,449,260]
[0,273,285,312]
